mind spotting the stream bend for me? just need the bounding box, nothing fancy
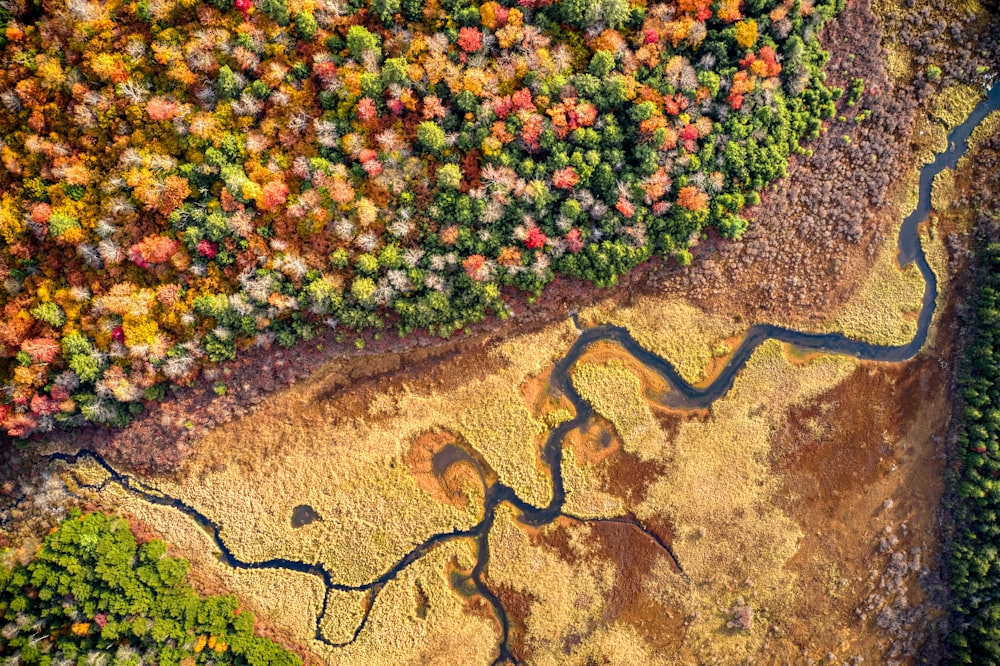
[44,85,1000,665]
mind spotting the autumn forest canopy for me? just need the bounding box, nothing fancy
[0,0,843,438]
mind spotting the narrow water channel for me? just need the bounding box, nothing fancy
[47,84,1000,665]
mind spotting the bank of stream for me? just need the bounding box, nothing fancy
[46,84,1000,664]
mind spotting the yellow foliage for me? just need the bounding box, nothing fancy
[123,314,159,347]
[481,136,502,156]
[36,57,65,89]
[71,622,91,636]
[463,68,488,96]
[734,19,758,49]
[0,193,24,244]
[193,635,207,653]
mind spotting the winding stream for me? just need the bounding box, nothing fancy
[47,85,1000,664]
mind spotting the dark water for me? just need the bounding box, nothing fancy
[46,86,1000,664]
[291,504,321,528]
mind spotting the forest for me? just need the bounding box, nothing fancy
[0,0,843,439]
[949,235,1000,663]
[0,510,301,664]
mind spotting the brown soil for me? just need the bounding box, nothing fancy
[578,519,688,655]
[403,430,490,511]
[489,584,536,664]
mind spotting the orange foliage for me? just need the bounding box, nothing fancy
[677,185,709,211]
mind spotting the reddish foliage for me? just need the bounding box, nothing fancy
[196,239,219,258]
[457,27,483,53]
[30,203,52,224]
[677,185,708,211]
[512,88,534,112]
[30,394,60,416]
[146,97,181,121]
[258,180,289,212]
[524,227,547,249]
[616,198,635,218]
[551,167,579,189]
[356,98,378,121]
[565,228,584,253]
[462,253,486,280]
[20,338,60,363]
[129,235,180,269]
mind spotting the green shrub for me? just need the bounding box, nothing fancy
[0,511,301,666]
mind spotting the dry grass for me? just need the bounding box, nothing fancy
[919,217,957,351]
[580,298,741,385]
[487,506,675,665]
[963,109,1000,162]
[911,112,950,166]
[149,446,482,588]
[931,168,956,212]
[812,234,926,346]
[313,538,500,666]
[633,341,856,662]
[82,476,499,665]
[52,321,577,592]
[882,41,914,83]
[570,360,667,461]
[559,448,627,519]
[88,481,328,646]
[457,392,548,506]
[930,84,985,130]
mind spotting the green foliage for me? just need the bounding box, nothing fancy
[400,0,423,20]
[436,163,463,190]
[216,65,243,99]
[589,50,615,77]
[370,0,400,23]
[260,0,290,25]
[845,77,864,107]
[949,242,1000,663]
[295,10,318,39]
[30,302,65,327]
[0,511,301,665]
[416,121,446,153]
[351,276,377,306]
[355,252,379,274]
[346,25,380,61]
[382,56,409,85]
[47,212,80,238]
